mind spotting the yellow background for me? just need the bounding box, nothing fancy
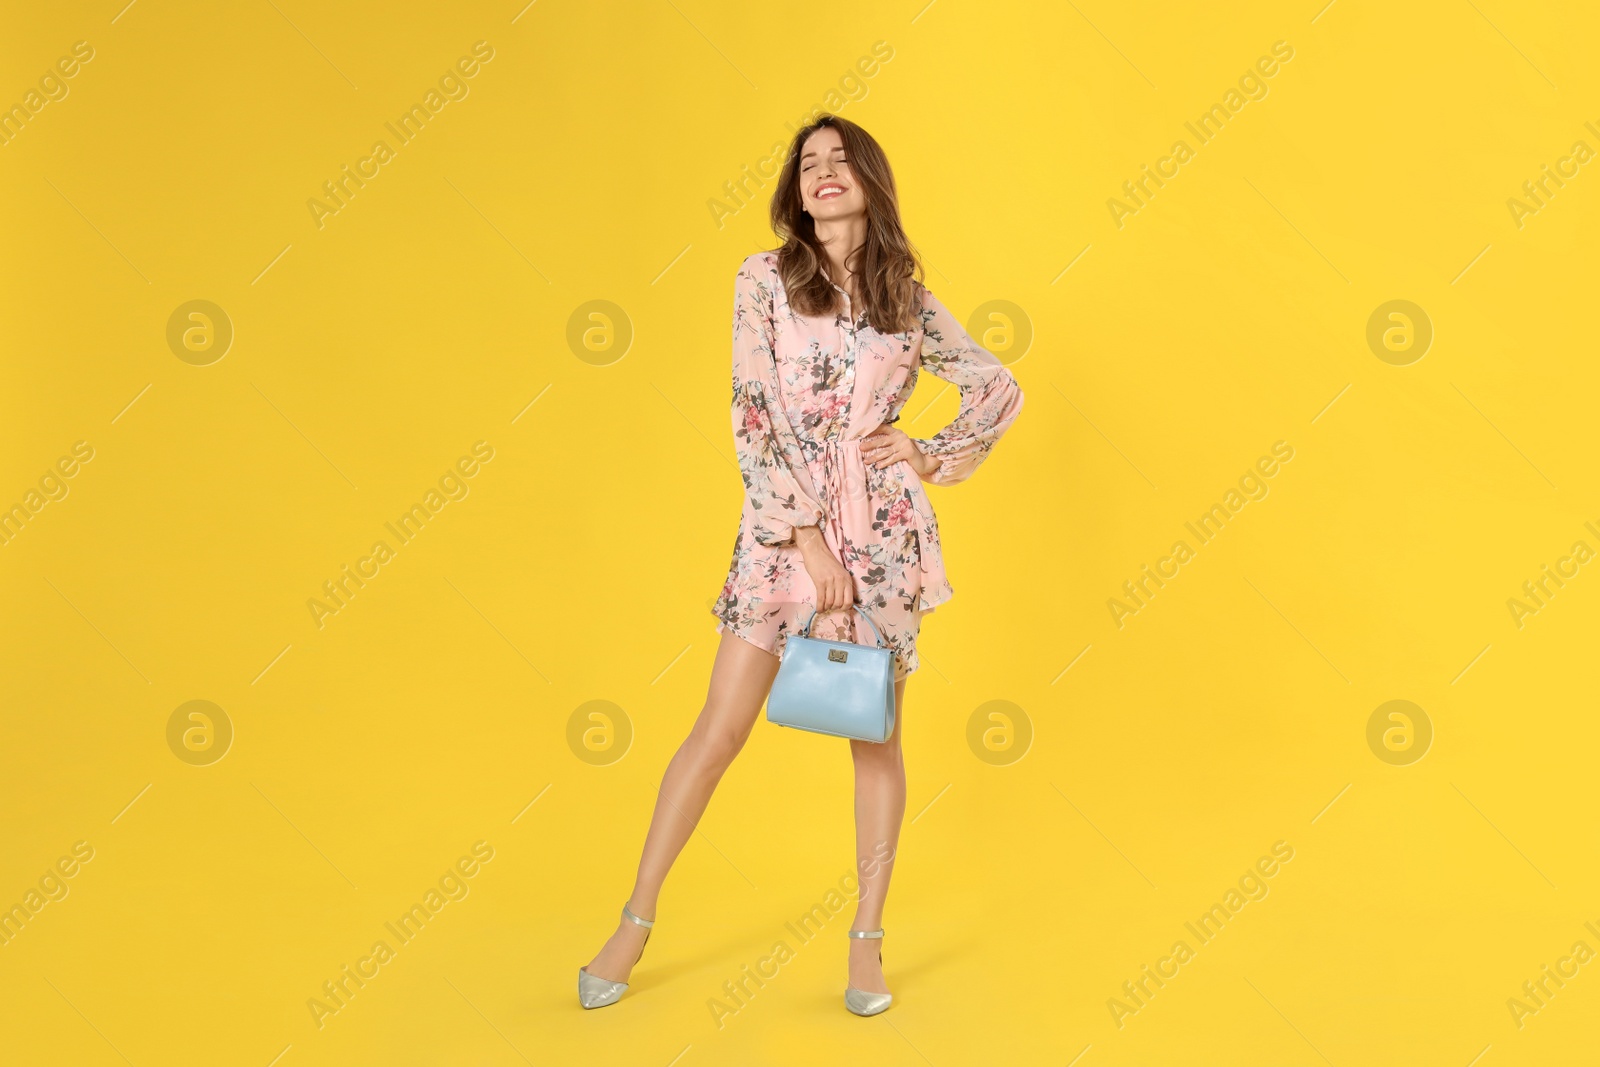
[3,1,1597,1064]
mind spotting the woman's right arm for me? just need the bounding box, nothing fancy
[730,256,825,546]
[729,257,852,610]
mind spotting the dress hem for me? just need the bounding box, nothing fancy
[713,614,919,684]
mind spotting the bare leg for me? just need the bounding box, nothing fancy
[583,630,780,983]
[846,675,908,994]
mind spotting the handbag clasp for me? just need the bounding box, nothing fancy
[828,649,848,663]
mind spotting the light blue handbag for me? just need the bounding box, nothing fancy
[766,603,896,743]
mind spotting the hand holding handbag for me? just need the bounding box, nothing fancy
[766,603,896,743]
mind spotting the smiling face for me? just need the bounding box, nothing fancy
[799,126,866,222]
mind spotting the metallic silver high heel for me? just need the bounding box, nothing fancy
[844,927,893,1016]
[577,902,654,1010]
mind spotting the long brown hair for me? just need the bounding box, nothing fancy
[768,114,924,334]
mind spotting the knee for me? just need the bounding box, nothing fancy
[851,737,904,772]
[689,715,749,770]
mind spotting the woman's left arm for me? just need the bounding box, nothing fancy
[906,286,1026,486]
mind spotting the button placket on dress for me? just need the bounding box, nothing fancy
[834,281,861,414]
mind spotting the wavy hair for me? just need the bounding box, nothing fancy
[768,114,924,334]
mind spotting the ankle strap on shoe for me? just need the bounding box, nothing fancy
[622,903,655,928]
[847,928,883,939]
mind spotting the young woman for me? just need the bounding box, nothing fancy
[578,114,1025,1017]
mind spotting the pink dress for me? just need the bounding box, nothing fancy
[712,250,1025,682]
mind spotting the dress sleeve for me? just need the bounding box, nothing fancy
[907,286,1026,487]
[731,257,826,547]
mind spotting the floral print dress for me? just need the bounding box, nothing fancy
[712,250,1025,682]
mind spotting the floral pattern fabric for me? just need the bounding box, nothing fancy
[712,250,1025,682]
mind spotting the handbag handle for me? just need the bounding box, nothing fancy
[795,602,886,649]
